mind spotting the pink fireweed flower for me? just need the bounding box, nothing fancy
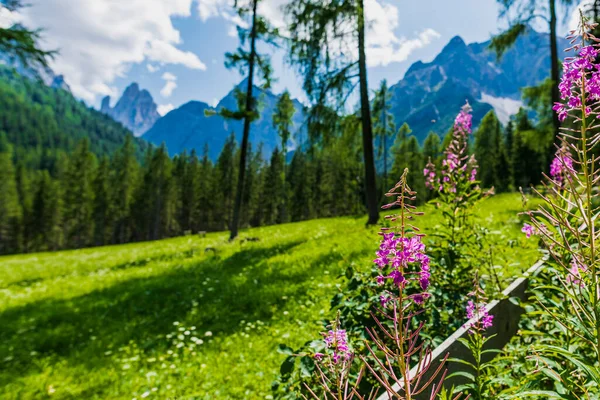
[554,44,600,122]
[374,233,430,291]
[323,328,351,364]
[466,300,494,332]
[550,148,575,183]
[426,102,479,194]
[522,223,535,238]
[566,257,588,287]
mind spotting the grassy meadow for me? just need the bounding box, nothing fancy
[0,194,541,399]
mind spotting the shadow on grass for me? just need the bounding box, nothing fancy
[0,239,318,383]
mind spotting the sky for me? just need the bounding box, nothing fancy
[0,0,584,115]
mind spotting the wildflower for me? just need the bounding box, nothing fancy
[323,328,351,364]
[566,257,588,287]
[522,223,535,238]
[314,352,324,361]
[466,278,494,333]
[549,148,574,183]
[554,43,600,122]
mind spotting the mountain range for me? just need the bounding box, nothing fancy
[143,80,306,159]
[5,27,562,161]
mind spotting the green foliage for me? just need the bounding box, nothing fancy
[0,65,147,171]
[0,1,56,69]
[474,111,510,192]
[273,194,540,399]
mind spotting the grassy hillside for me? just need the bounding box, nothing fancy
[0,194,540,399]
[0,66,148,169]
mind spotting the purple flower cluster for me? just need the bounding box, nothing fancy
[466,300,493,331]
[549,149,575,183]
[553,45,600,122]
[423,159,437,190]
[521,223,535,238]
[374,232,431,293]
[423,102,479,194]
[322,328,351,364]
[566,257,588,287]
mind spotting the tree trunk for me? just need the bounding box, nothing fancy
[357,0,379,225]
[549,0,560,151]
[230,0,258,241]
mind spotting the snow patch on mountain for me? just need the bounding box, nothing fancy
[480,93,522,125]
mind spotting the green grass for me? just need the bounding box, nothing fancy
[0,194,540,399]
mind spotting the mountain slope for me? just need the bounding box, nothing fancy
[101,83,160,137]
[143,81,305,159]
[0,65,148,168]
[390,28,566,141]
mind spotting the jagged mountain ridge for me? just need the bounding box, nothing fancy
[101,83,161,137]
[143,80,306,159]
[390,28,567,141]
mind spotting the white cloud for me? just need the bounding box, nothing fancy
[0,7,19,28]
[196,0,438,67]
[15,0,206,103]
[157,103,175,115]
[147,64,159,73]
[160,72,177,97]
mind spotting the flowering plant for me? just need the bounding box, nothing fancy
[519,12,600,398]
[449,276,497,400]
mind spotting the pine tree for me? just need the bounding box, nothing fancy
[262,147,285,225]
[272,91,296,222]
[214,134,238,231]
[288,149,313,221]
[474,110,501,189]
[15,162,32,252]
[32,170,63,251]
[92,156,112,246]
[216,0,277,240]
[111,135,138,244]
[0,136,22,254]
[422,131,442,165]
[64,139,96,248]
[196,144,214,232]
[373,80,396,193]
[287,0,379,224]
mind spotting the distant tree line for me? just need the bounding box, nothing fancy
[0,103,552,255]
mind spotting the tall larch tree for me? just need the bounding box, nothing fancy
[216,0,277,240]
[272,90,296,222]
[287,0,380,224]
[0,136,21,253]
[373,79,396,194]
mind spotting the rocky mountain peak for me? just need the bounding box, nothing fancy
[100,83,160,136]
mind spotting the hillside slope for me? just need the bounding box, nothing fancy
[0,65,149,168]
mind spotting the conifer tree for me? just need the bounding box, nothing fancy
[214,134,238,231]
[32,170,62,251]
[288,149,312,222]
[287,0,380,224]
[196,144,214,232]
[262,147,285,225]
[474,110,501,189]
[422,131,442,165]
[373,80,395,192]
[64,139,95,248]
[272,91,295,222]
[216,0,277,240]
[0,136,22,253]
[93,156,112,246]
[111,135,138,244]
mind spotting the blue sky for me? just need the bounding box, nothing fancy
[2,0,581,114]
